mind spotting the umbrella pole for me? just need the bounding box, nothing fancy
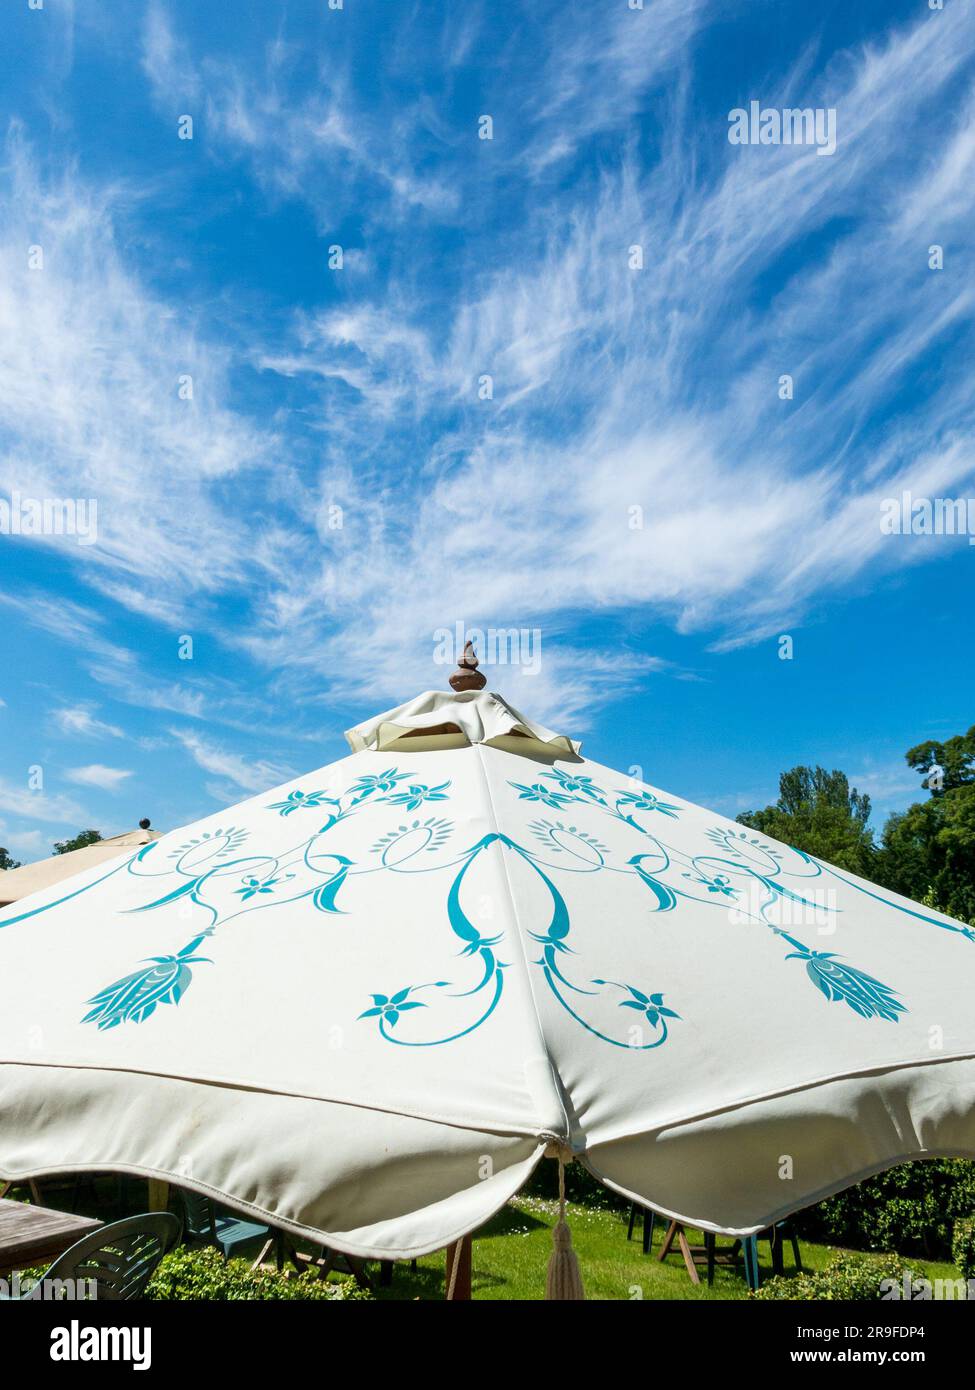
[445,1234,472,1300]
[147,1179,170,1214]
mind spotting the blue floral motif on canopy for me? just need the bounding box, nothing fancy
[2,756,968,1044]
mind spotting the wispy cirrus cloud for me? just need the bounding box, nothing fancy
[3,0,974,742]
[169,728,292,796]
[52,705,126,740]
[0,130,270,604]
[65,764,133,792]
[141,4,460,223]
[236,3,975,709]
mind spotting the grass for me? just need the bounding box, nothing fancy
[370,1197,966,1301]
[11,1176,966,1300]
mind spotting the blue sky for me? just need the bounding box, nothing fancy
[0,0,973,862]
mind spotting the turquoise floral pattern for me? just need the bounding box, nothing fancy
[510,781,574,810]
[82,938,211,1030]
[777,934,907,1022]
[594,980,681,1042]
[358,986,435,1031]
[502,767,950,1025]
[348,769,408,798]
[615,788,681,818]
[66,768,452,1030]
[543,769,606,801]
[382,781,450,811]
[4,750,964,1043]
[235,873,291,901]
[267,790,340,818]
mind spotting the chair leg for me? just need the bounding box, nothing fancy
[743,1236,759,1291]
[706,1232,715,1287]
[642,1210,654,1256]
[791,1230,802,1272]
[627,1203,637,1241]
[251,1237,275,1271]
[770,1226,785,1276]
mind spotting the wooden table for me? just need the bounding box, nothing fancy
[0,1197,102,1276]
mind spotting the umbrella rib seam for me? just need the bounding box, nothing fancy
[471,743,572,1144]
[0,1058,541,1142]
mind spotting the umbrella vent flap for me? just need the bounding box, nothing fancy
[344,688,582,759]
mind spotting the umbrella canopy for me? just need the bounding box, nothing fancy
[1,683,973,1258]
[0,826,161,907]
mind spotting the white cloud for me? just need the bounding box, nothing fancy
[0,777,85,825]
[65,765,134,791]
[169,728,291,795]
[0,131,270,607]
[226,4,975,721]
[52,705,126,740]
[141,6,458,223]
[6,2,975,736]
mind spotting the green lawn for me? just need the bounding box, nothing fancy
[371,1196,965,1301]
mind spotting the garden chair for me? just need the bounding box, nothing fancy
[705,1220,802,1289]
[0,1212,179,1300]
[178,1188,300,1272]
[626,1201,657,1254]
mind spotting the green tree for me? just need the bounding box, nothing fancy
[0,847,22,871]
[876,725,975,924]
[53,829,103,855]
[737,766,877,876]
[903,724,975,794]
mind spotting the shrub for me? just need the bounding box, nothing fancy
[796,1159,975,1257]
[146,1246,372,1300]
[754,1252,921,1301]
[953,1218,975,1281]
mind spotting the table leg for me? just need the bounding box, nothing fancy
[676,1225,700,1284]
[657,1219,678,1261]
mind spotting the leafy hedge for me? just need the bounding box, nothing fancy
[147,1246,372,1300]
[795,1159,975,1257]
[953,1218,975,1282]
[753,1253,921,1301]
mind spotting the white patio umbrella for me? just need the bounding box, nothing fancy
[1,651,973,1284]
[0,824,161,907]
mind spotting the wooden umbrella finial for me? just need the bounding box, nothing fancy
[449,639,487,692]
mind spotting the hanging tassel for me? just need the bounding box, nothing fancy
[545,1149,585,1300]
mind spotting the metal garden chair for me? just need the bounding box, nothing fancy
[0,1212,179,1300]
